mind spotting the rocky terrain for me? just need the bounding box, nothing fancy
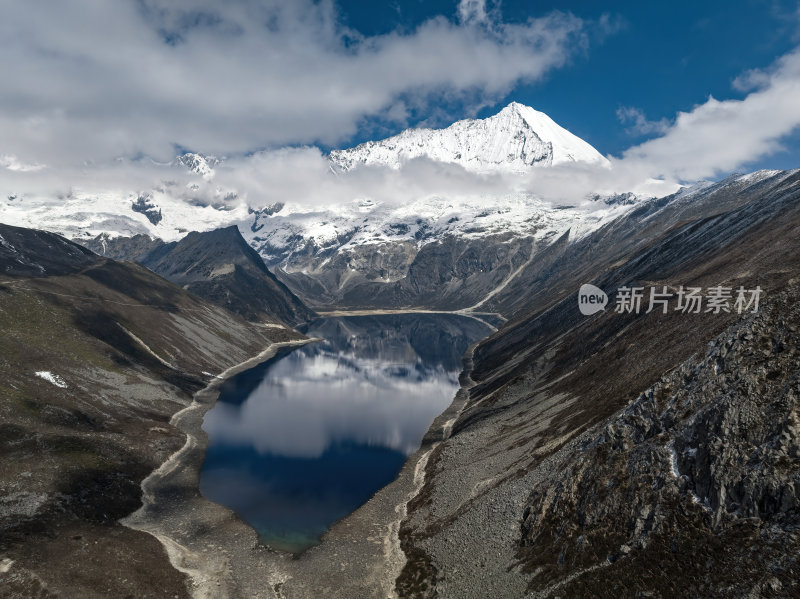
[395,169,800,597]
[0,223,302,598]
[271,231,539,311]
[517,284,800,597]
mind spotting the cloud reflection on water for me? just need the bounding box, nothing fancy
[199,314,492,552]
[203,349,459,457]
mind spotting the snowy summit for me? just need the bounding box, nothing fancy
[176,153,219,180]
[329,102,609,173]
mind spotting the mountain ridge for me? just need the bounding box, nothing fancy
[84,226,316,326]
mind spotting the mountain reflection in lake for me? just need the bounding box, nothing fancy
[199,314,492,553]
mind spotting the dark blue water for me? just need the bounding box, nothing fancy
[199,313,491,553]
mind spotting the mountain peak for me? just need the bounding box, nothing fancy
[330,102,608,173]
[0,223,102,277]
[176,152,219,180]
[494,102,608,167]
[500,100,530,115]
[104,225,316,326]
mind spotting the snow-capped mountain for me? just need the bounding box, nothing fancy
[10,111,788,309]
[1,101,655,310]
[329,102,609,172]
[0,102,620,244]
[242,192,637,309]
[248,194,628,268]
[176,152,220,180]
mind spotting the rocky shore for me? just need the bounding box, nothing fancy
[120,333,498,599]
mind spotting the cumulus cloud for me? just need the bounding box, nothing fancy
[0,0,588,167]
[457,0,490,26]
[618,48,800,181]
[557,48,800,192]
[216,147,523,209]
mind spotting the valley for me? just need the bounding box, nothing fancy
[1,103,798,599]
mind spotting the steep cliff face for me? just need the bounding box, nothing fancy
[518,286,800,596]
[274,232,539,311]
[82,232,164,263]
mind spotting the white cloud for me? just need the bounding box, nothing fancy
[616,106,670,136]
[0,155,45,173]
[731,67,773,92]
[618,48,800,181]
[0,0,587,167]
[2,3,799,223]
[457,0,490,25]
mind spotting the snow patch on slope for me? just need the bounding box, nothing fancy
[176,153,220,180]
[35,371,67,388]
[0,189,249,243]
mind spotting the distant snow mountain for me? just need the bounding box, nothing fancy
[176,152,220,180]
[1,102,663,311]
[244,192,637,310]
[329,102,609,172]
[248,193,627,267]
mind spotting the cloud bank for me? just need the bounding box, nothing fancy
[1,1,799,220]
[0,0,587,167]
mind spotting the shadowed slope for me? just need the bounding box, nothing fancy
[85,225,316,326]
[396,169,800,597]
[0,223,302,598]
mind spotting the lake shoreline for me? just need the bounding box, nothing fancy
[122,317,488,599]
[121,339,318,598]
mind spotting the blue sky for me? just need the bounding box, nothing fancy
[337,0,800,171]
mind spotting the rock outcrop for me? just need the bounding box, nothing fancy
[519,284,800,597]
